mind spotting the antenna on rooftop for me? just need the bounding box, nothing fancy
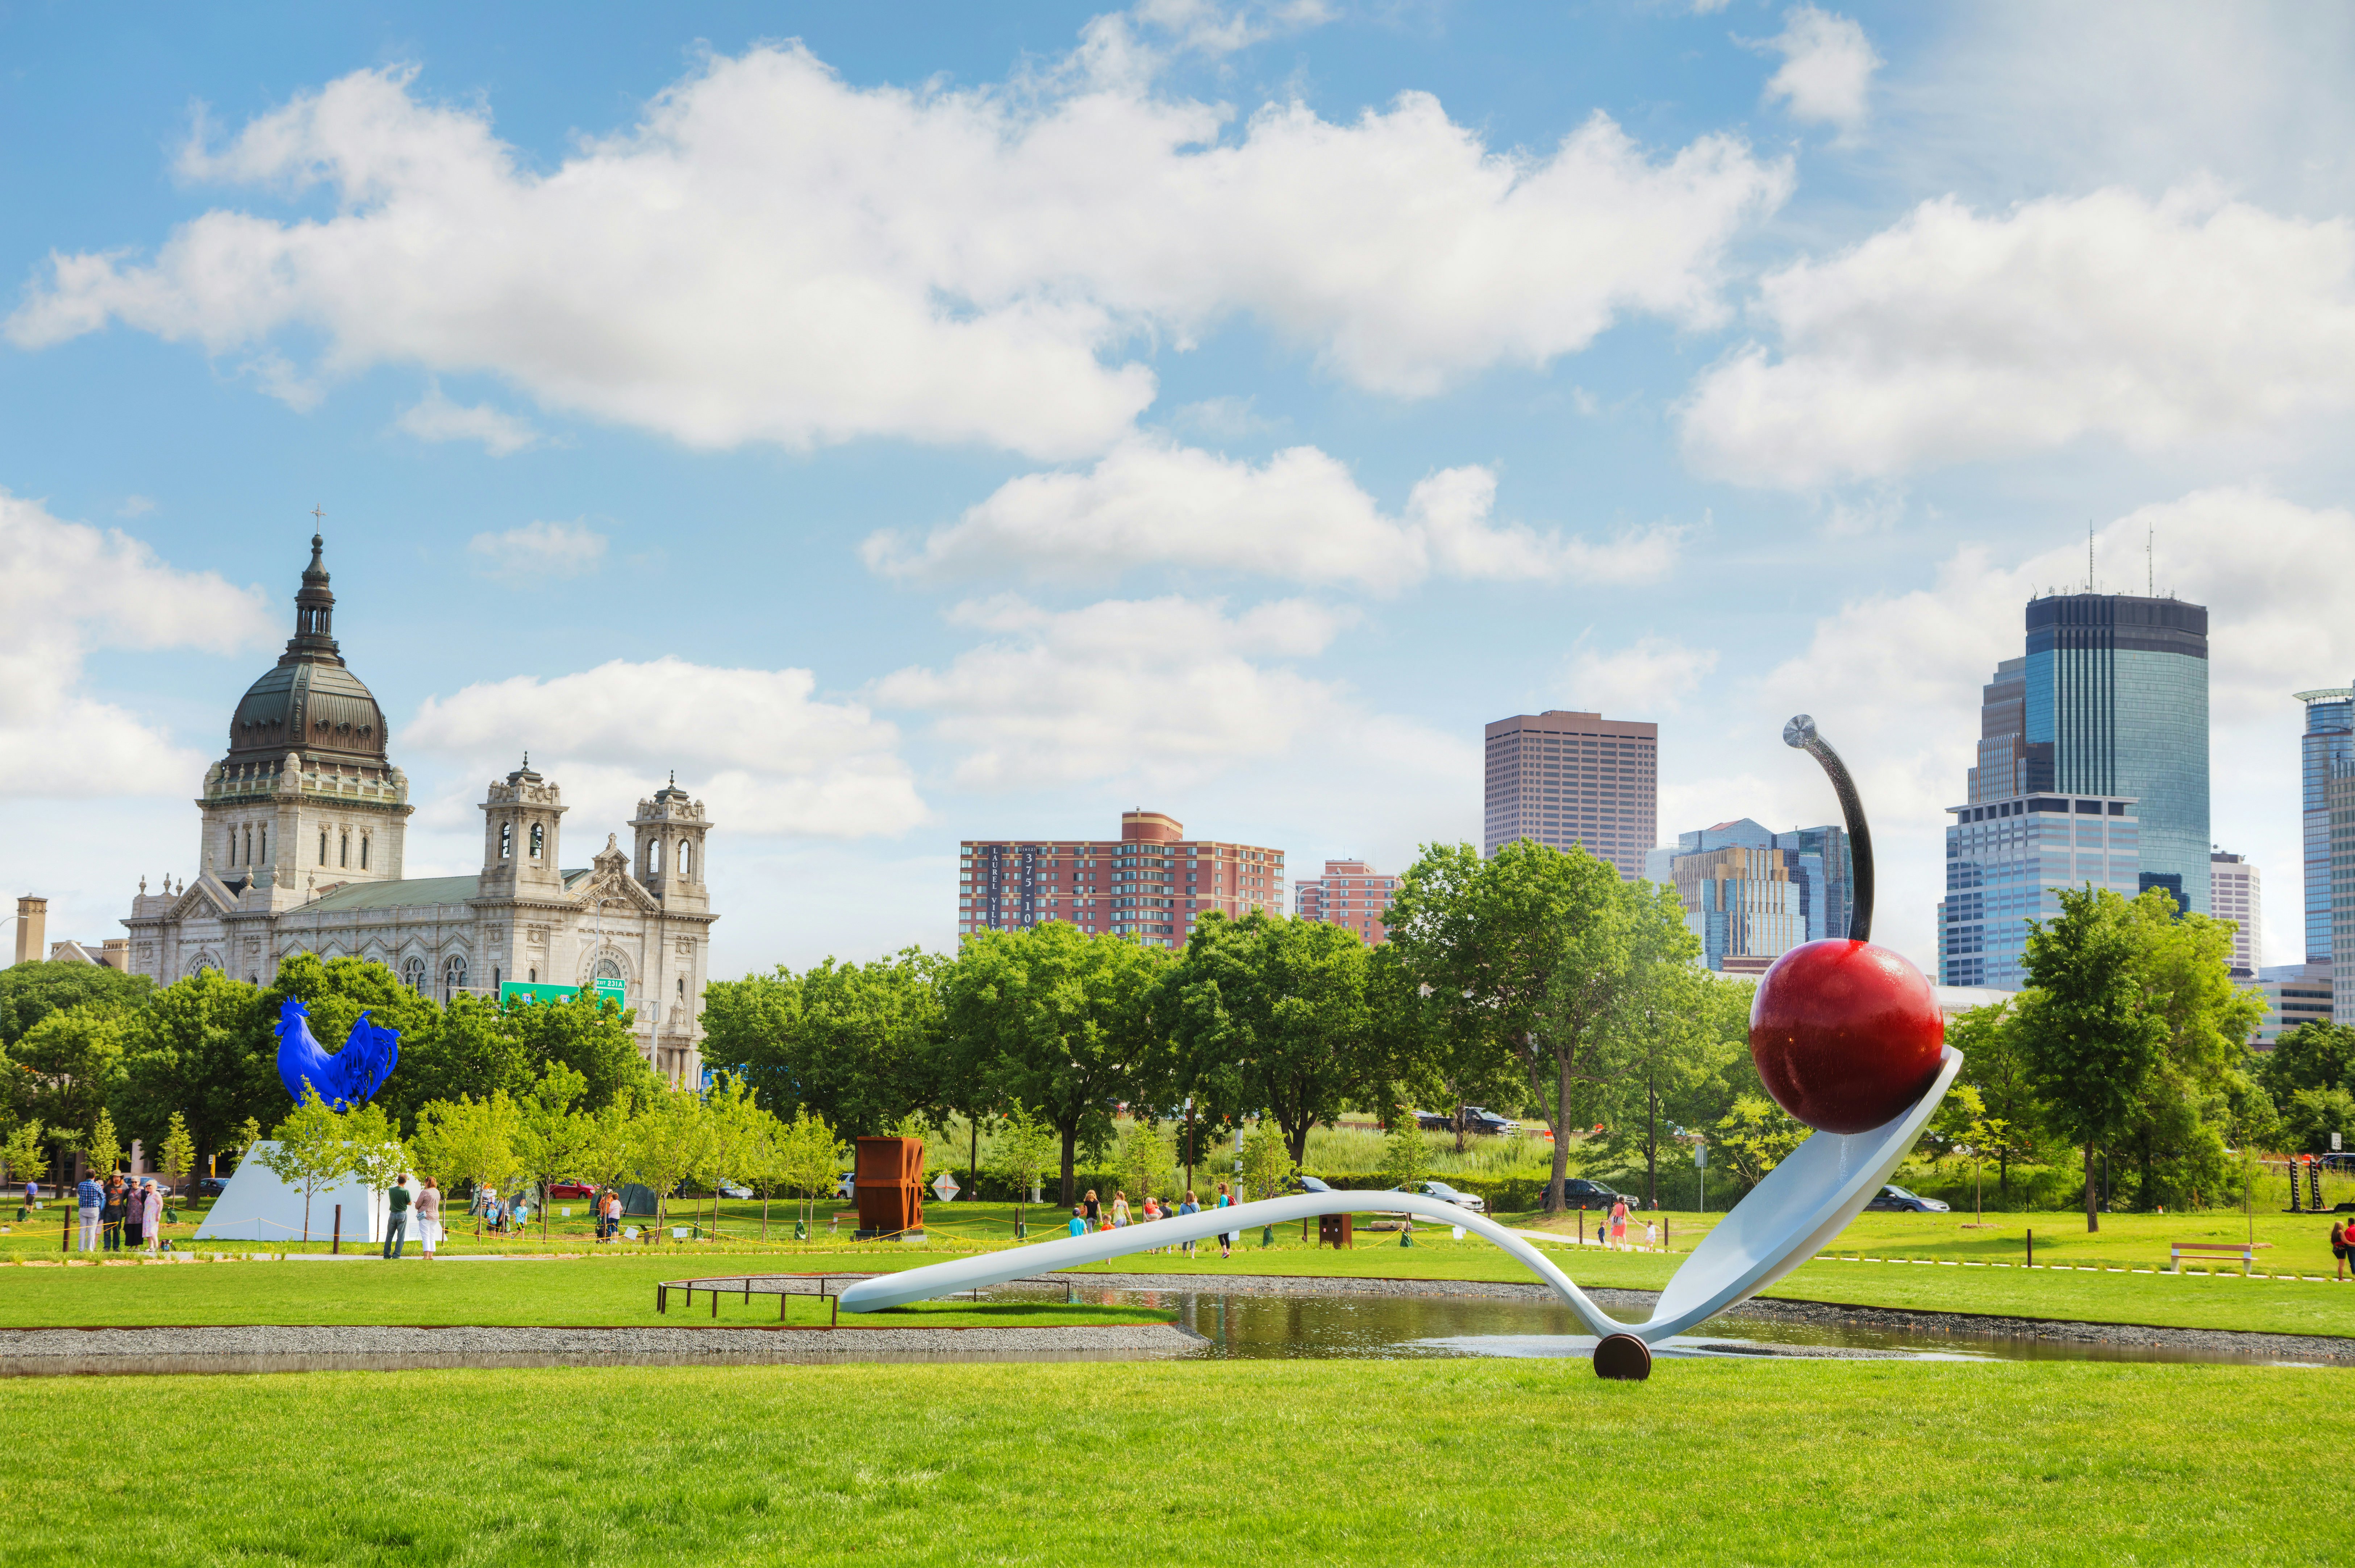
[2087,523,2095,592]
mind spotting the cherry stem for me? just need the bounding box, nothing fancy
[1781,714,1874,944]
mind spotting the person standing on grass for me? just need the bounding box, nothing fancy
[2333,1217,2347,1281]
[1111,1190,1131,1230]
[1140,1195,1161,1253]
[1609,1196,1629,1253]
[1180,1189,1201,1258]
[1068,1205,1088,1237]
[141,1180,163,1255]
[1083,1189,1101,1228]
[100,1175,125,1253]
[76,1172,102,1251]
[1214,1183,1234,1259]
[416,1178,441,1260]
[121,1174,144,1251]
[383,1173,412,1260]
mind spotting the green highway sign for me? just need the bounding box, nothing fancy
[500,977,628,1009]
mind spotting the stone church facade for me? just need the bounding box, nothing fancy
[122,536,717,1084]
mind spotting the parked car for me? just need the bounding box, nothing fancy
[1413,1109,1454,1132]
[1413,1107,1518,1136]
[716,1182,753,1200]
[1555,1178,1637,1210]
[1292,1174,1333,1195]
[546,1179,597,1200]
[195,1176,229,1199]
[836,1170,857,1201]
[1408,1179,1486,1214]
[1864,1184,1950,1213]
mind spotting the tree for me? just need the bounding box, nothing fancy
[341,1101,413,1222]
[1948,1001,2043,1203]
[2255,1021,2355,1105]
[158,1112,196,1197]
[1711,1094,1806,1189]
[0,960,152,1048]
[1159,912,1379,1166]
[1376,1122,1431,1233]
[706,951,949,1135]
[778,1107,849,1240]
[511,1063,595,1239]
[987,1103,1058,1236]
[1,1119,49,1195]
[255,1088,351,1244]
[81,1108,122,1182]
[1118,1114,1174,1208]
[384,992,529,1128]
[2012,886,2169,1232]
[2115,891,2266,1209]
[697,1071,769,1237]
[626,1089,712,1243]
[13,1005,132,1164]
[502,990,659,1113]
[946,925,1162,1204]
[1237,1118,1295,1203]
[579,1103,639,1234]
[409,1093,523,1234]
[114,969,275,1186]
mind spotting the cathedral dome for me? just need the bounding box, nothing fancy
[225,534,390,766]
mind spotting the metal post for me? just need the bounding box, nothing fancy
[830,1295,838,1328]
[658,1284,666,1313]
[333,1204,341,1255]
[2026,1229,2033,1268]
[61,1203,70,1253]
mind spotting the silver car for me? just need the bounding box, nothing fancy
[1413,1179,1485,1214]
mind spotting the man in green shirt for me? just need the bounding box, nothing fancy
[383,1175,413,1260]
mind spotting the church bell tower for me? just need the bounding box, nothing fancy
[479,758,566,899]
[632,775,711,913]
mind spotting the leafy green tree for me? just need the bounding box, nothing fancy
[2282,1087,2355,1156]
[255,1089,351,1244]
[1711,1094,1805,1188]
[409,1093,523,1230]
[158,1112,196,1197]
[2256,1021,2355,1104]
[1118,1115,1174,1208]
[1237,1118,1295,1204]
[384,992,529,1128]
[626,1089,712,1242]
[511,1063,595,1238]
[113,969,274,1187]
[1,1119,49,1195]
[779,1107,849,1239]
[502,990,657,1113]
[1947,1001,2045,1203]
[2012,886,2170,1232]
[987,1102,1058,1235]
[696,1071,769,1235]
[80,1108,122,1181]
[0,960,152,1048]
[12,1005,132,1160]
[2116,892,2265,1209]
[946,925,1162,1204]
[1159,911,1380,1165]
[341,1100,412,1217]
[1581,915,1729,1208]
[705,951,948,1135]
[1376,1121,1432,1233]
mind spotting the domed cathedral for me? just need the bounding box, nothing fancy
[121,536,718,1085]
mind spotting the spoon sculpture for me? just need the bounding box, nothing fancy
[841,715,1960,1378]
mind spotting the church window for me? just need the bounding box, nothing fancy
[528,967,537,983]
[259,828,267,865]
[492,966,501,992]
[680,839,693,877]
[320,830,329,865]
[442,954,468,1003]
[648,838,663,875]
[530,823,544,858]
[402,957,426,991]
[594,956,624,984]
[359,834,368,870]
[499,823,512,860]
[339,831,349,868]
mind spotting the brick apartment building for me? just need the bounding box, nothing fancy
[1483,710,1659,879]
[1292,860,1399,945]
[959,811,1285,948]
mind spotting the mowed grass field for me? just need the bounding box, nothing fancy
[0,1358,2339,1567]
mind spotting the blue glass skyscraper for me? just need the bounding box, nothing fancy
[2298,684,2354,964]
[2023,593,2210,914]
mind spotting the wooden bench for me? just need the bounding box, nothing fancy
[2170,1242,2261,1275]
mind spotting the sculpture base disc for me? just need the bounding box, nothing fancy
[1593,1333,1652,1381]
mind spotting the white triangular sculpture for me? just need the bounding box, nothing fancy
[192,1140,392,1245]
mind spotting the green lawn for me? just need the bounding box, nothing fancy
[0,1256,1170,1330]
[0,1359,2340,1565]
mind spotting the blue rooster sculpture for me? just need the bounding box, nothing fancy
[274,996,401,1107]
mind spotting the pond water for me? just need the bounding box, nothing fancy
[990,1285,2329,1368]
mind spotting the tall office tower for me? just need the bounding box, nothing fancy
[2334,763,2355,1024]
[1659,819,1848,971]
[958,811,1284,949]
[2297,683,2354,965]
[2208,852,2262,978]
[1483,710,1658,878]
[1941,793,2141,990]
[1966,656,2050,804]
[2024,591,2210,913]
[1292,860,1399,945]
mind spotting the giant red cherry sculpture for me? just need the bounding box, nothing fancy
[1750,939,1944,1133]
[1748,714,1946,1134]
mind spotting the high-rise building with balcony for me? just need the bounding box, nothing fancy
[2208,852,2262,978]
[958,811,1284,949]
[1940,793,2141,989]
[1483,710,1658,879]
[2298,683,2354,966]
[1292,860,1398,945]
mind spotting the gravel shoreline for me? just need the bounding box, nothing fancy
[1065,1271,2355,1363]
[0,1322,1199,1377]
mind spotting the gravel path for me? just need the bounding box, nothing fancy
[1065,1271,2355,1363]
[0,1322,1199,1378]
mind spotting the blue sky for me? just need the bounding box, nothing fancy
[6,1,2355,975]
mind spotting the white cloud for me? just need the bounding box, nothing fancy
[400,656,924,837]
[117,495,155,518]
[1567,636,1720,716]
[467,519,608,580]
[7,43,1786,458]
[863,437,1687,591]
[1754,6,1880,133]
[1679,186,2355,489]
[396,385,541,455]
[873,594,1353,787]
[1716,488,2355,971]
[0,490,272,796]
